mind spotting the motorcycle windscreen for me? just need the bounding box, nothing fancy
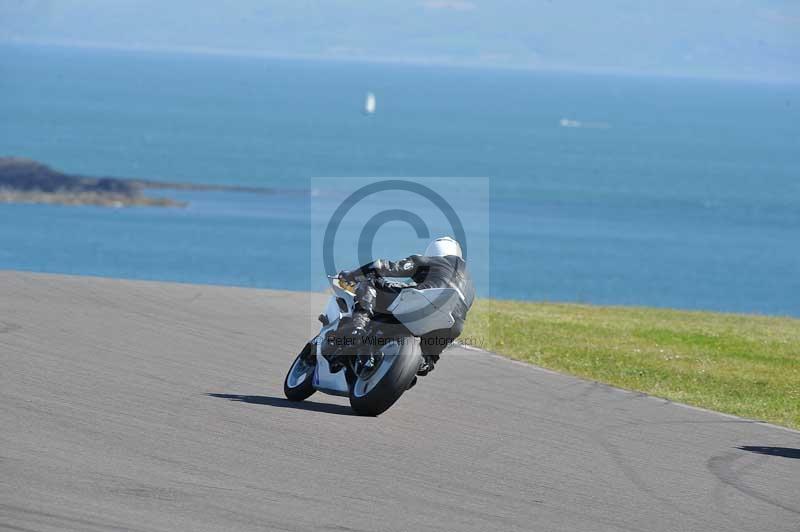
[387,287,464,336]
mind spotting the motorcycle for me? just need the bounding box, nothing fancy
[283,274,464,416]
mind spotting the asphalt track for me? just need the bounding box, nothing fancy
[1,271,798,532]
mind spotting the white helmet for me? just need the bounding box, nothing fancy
[424,236,463,259]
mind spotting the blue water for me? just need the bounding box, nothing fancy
[1,44,799,315]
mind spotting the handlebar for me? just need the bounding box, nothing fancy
[329,275,357,294]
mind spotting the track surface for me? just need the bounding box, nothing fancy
[1,272,798,532]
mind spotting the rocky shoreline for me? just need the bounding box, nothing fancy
[0,157,270,208]
[0,189,182,208]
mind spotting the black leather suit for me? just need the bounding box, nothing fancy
[344,255,475,358]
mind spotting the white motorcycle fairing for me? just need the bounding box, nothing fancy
[386,287,465,336]
[311,281,355,396]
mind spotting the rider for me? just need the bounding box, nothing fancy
[338,236,475,374]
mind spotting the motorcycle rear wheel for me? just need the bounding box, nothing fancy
[348,337,422,416]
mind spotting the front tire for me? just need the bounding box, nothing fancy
[349,337,422,416]
[284,342,316,401]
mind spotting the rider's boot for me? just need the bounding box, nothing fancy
[348,310,378,374]
[345,280,377,348]
[347,309,370,346]
[417,354,439,376]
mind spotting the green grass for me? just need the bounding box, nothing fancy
[463,300,800,429]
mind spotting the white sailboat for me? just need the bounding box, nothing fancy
[364,92,376,115]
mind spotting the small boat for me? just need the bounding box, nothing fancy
[364,92,376,115]
[560,117,610,129]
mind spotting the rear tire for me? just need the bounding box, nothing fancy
[284,343,316,401]
[349,337,422,416]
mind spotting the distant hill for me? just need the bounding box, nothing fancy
[0,157,140,195]
[0,157,271,207]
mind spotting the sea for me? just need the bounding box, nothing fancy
[1,44,798,316]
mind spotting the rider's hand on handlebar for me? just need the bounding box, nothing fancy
[338,269,360,284]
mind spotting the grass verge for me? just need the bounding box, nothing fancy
[463,300,800,430]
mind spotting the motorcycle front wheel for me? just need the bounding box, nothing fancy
[349,336,422,416]
[284,342,316,401]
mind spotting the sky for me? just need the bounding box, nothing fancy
[1,0,798,81]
